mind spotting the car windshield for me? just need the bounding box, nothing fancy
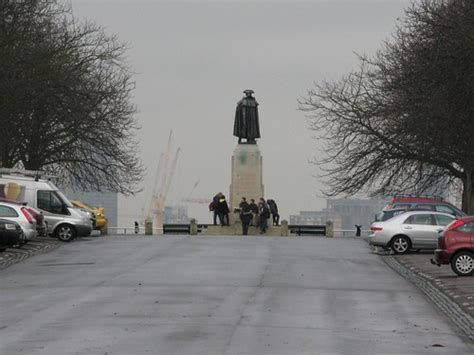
[56,191,74,208]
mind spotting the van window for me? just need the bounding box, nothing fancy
[435,205,455,215]
[37,190,68,215]
[415,204,435,211]
[0,205,19,217]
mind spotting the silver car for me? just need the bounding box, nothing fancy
[0,202,37,242]
[368,211,456,254]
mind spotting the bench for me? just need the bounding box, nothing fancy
[288,225,326,236]
[163,224,191,235]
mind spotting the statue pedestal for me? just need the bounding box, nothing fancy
[229,144,264,221]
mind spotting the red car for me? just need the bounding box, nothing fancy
[431,217,474,276]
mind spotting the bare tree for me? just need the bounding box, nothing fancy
[0,0,143,194]
[299,0,474,213]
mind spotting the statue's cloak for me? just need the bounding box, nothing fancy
[233,96,261,141]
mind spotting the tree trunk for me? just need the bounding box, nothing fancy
[462,170,474,214]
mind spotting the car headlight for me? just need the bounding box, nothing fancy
[5,223,17,230]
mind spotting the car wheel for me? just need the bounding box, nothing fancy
[55,224,76,242]
[451,251,474,276]
[391,235,411,254]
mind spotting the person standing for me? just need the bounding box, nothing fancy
[267,199,280,226]
[216,194,230,226]
[210,192,222,225]
[249,198,258,226]
[239,197,252,235]
[258,198,270,234]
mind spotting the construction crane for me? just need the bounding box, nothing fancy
[181,179,210,205]
[146,131,180,231]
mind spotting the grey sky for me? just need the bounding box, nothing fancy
[73,0,410,225]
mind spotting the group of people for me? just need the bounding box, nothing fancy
[209,192,230,226]
[209,193,280,235]
[237,197,280,235]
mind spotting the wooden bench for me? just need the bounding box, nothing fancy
[163,224,190,235]
[288,225,326,236]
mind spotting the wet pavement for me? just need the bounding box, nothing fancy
[1,235,472,354]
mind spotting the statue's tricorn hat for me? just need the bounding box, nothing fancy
[243,89,254,95]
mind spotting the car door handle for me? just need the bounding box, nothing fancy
[404,226,413,230]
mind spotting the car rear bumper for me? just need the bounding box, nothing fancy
[0,230,22,247]
[368,234,390,248]
[432,249,451,265]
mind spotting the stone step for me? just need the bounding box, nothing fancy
[200,224,291,237]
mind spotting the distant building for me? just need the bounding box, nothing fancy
[326,198,387,230]
[164,205,189,224]
[289,198,387,232]
[67,191,118,228]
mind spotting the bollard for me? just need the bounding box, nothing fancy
[355,224,362,237]
[134,221,139,234]
[280,220,289,236]
[325,220,334,238]
[234,219,243,235]
[145,220,153,235]
[190,219,198,235]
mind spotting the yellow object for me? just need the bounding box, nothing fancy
[70,200,108,230]
[4,182,21,200]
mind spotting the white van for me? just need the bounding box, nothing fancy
[0,170,92,241]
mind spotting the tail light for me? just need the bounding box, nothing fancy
[21,207,34,224]
[445,219,464,232]
[371,227,383,232]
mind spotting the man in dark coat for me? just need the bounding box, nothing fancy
[233,89,261,144]
[249,198,258,226]
[216,194,230,226]
[258,198,270,234]
[267,199,280,226]
[239,197,252,235]
[210,193,222,225]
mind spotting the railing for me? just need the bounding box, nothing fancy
[333,229,371,237]
[106,226,163,235]
[288,225,326,236]
[103,225,371,237]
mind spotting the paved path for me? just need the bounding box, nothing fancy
[396,251,474,318]
[0,236,472,354]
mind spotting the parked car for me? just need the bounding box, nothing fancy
[431,217,474,276]
[369,211,456,254]
[0,218,23,251]
[0,202,37,242]
[0,170,93,241]
[374,207,432,222]
[0,197,47,237]
[387,195,465,217]
[70,200,106,231]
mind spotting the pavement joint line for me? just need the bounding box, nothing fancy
[382,255,474,341]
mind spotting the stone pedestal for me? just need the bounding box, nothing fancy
[229,144,264,213]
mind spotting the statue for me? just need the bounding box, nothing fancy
[233,89,261,144]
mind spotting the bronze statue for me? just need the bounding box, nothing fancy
[233,89,261,144]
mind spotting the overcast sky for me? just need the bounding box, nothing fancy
[72,0,410,225]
